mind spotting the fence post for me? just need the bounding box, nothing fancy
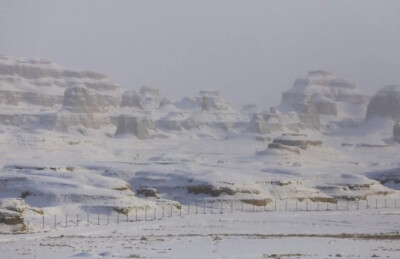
[367,199,369,209]
[188,204,189,215]
[42,215,44,229]
[275,200,277,211]
[204,202,206,214]
[163,206,165,217]
[241,202,243,212]
[76,214,79,227]
[346,200,349,211]
[317,202,319,211]
[385,199,387,208]
[136,207,138,221]
[211,202,213,214]
[375,199,378,209]
[336,202,338,211]
[154,208,156,220]
[87,213,89,226]
[145,207,147,221]
[395,200,397,209]
[117,213,120,224]
[54,215,57,228]
[220,202,223,214]
[357,202,359,210]
[27,221,29,232]
[196,203,198,214]
[127,212,129,223]
[252,204,255,212]
[170,205,172,217]
[296,201,298,211]
[107,211,110,224]
[231,201,233,213]
[306,201,308,211]
[180,205,182,216]
[326,202,328,211]
[97,212,100,225]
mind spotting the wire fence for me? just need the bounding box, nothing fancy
[17,197,400,234]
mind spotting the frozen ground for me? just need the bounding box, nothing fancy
[1,130,400,258]
[0,209,399,258]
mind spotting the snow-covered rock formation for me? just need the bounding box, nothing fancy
[120,90,143,109]
[366,85,400,120]
[156,90,244,134]
[140,86,162,109]
[279,70,369,127]
[271,133,323,150]
[115,115,154,139]
[0,165,147,210]
[62,85,106,113]
[0,54,247,138]
[156,112,187,131]
[247,71,370,136]
[0,209,26,232]
[0,54,120,106]
[0,55,122,133]
[248,113,271,135]
[0,198,44,233]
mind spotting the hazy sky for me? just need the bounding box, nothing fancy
[1,0,399,108]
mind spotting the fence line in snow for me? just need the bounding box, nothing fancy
[19,197,399,234]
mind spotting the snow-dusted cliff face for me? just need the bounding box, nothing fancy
[0,54,120,103]
[0,55,122,133]
[0,55,248,138]
[247,71,370,134]
[281,70,369,120]
[62,85,106,113]
[0,56,379,139]
[120,90,143,109]
[115,115,154,139]
[366,85,400,120]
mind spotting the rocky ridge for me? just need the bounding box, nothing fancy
[1,56,380,139]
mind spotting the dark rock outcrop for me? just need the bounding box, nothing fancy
[0,209,26,232]
[267,143,301,155]
[272,134,323,150]
[137,188,158,198]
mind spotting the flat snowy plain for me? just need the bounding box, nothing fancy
[1,208,400,258]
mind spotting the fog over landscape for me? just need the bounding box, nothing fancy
[1,0,400,107]
[1,1,400,258]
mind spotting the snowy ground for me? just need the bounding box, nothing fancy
[1,120,400,258]
[1,209,399,258]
